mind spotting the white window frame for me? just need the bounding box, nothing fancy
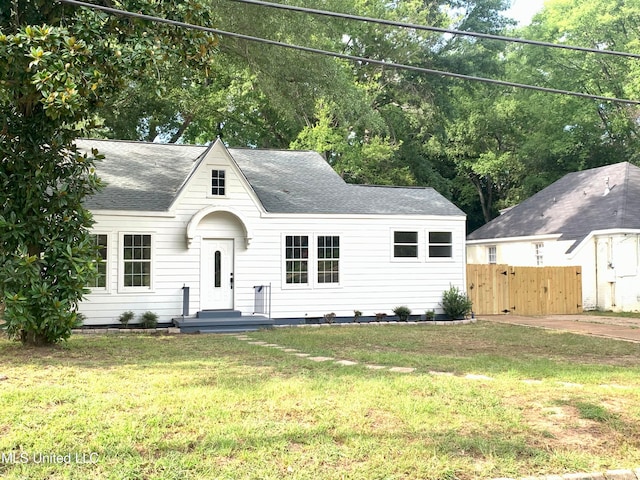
[487,245,497,264]
[282,234,342,289]
[316,235,340,287]
[392,230,420,261]
[89,233,110,292]
[283,234,310,289]
[210,169,226,197]
[427,231,454,261]
[534,242,544,266]
[119,233,154,292]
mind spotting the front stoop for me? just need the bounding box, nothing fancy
[173,310,274,333]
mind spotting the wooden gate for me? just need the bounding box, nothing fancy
[467,264,583,315]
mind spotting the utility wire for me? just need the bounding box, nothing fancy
[229,0,640,61]
[57,0,640,105]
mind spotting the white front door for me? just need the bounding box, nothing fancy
[201,239,234,310]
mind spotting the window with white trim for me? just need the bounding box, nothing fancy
[89,234,108,289]
[428,231,453,258]
[211,169,225,196]
[394,231,418,258]
[534,242,544,266]
[123,234,152,287]
[317,236,339,284]
[487,245,497,264]
[285,235,308,284]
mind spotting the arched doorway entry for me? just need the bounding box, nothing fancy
[186,206,252,310]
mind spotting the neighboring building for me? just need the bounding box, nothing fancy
[467,162,640,312]
[78,138,466,325]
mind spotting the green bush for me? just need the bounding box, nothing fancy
[393,306,412,321]
[440,286,472,320]
[140,311,158,329]
[119,310,135,327]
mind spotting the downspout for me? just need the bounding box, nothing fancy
[594,238,599,309]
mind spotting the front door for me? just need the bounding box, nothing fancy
[201,239,234,310]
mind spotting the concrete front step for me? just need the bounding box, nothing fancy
[173,314,274,333]
[196,309,242,319]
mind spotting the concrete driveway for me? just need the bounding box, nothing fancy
[480,314,640,343]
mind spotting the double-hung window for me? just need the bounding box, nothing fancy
[535,242,544,266]
[317,236,339,284]
[284,235,340,286]
[285,235,309,285]
[487,245,497,264]
[123,234,152,287]
[89,234,108,289]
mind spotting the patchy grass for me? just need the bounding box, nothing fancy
[1,322,639,479]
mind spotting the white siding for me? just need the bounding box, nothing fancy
[80,143,467,325]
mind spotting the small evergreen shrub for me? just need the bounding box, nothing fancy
[393,306,412,321]
[119,310,135,327]
[140,311,158,329]
[425,309,435,321]
[354,310,362,322]
[440,286,473,320]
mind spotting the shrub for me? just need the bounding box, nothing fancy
[119,310,135,327]
[354,310,362,322]
[140,311,158,329]
[323,312,336,324]
[425,309,435,321]
[393,306,412,321]
[440,285,473,320]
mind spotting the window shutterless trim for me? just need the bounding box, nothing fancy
[317,235,340,285]
[428,231,453,259]
[211,169,226,196]
[118,233,154,292]
[283,234,310,287]
[392,230,419,260]
[88,233,110,292]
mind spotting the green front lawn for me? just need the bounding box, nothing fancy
[1,322,639,479]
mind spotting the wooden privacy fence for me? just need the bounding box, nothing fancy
[466,264,583,315]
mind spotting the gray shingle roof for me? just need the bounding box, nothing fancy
[78,139,464,216]
[230,148,464,216]
[78,139,207,211]
[467,162,640,250]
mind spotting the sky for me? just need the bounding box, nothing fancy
[504,0,546,25]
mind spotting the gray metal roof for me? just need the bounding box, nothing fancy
[467,162,640,250]
[78,139,464,216]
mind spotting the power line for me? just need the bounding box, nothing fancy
[229,0,640,61]
[56,0,640,105]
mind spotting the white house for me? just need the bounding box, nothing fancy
[78,138,467,326]
[467,162,640,312]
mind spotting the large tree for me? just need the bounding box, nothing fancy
[0,1,215,344]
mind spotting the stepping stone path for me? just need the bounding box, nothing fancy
[308,356,334,362]
[233,334,640,480]
[234,334,417,373]
[232,335,625,390]
[335,360,358,366]
[388,367,416,374]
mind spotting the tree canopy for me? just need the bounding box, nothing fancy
[2,0,639,343]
